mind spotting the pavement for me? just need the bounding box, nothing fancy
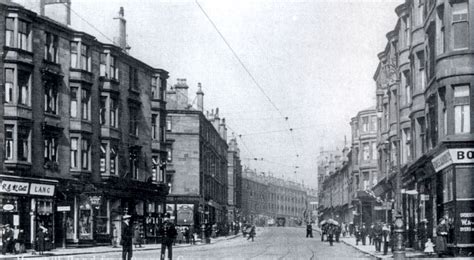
[315,228,472,259]
[0,234,240,259]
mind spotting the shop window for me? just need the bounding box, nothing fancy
[456,167,474,199]
[70,87,78,118]
[452,1,469,50]
[5,125,14,160]
[44,32,58,63]
[454,85,470,133]
[4,68,13,103]
[79,207,92,240]
[442,168,454,203]
[81,89,90,121]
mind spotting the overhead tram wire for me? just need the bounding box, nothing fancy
[194,1,300,164]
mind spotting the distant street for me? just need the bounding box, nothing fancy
[49,227,372,259]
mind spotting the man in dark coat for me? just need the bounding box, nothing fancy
[306,223,313,238]
[2,224,13,255]
[327,224,335,246]
[435,218,448,257]
[361,224,367,245]
[373,222,383,252]
[159,213,177,260]
[121,215,133,260]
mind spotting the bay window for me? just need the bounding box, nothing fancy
[17,20,29,51]
[452,1,469,50]
[454,85,470,133]
[70,42,78,68]
[99,53,107,77]
[70,138,78,169]
[100,96,107,125]
[152,114,158,140]
[100,143,106,173]
[5,125,14,160]
[110,146,117,175]
[44,78,59,114]
[5,18,14,47]
[18,70,29,105]
[81,89,90,120]
[81,139,90,170]
[81,44,90,71]
[4,68,13,103]
[44,136,58,164]
[17,127,29,162]
[44,32,58,63]
[70,87,78,118]
[110,98,117,127]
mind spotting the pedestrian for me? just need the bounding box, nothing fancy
[327,224,335,246]
[382,223,390,255]
[14,228,26,254]
[368,224,374,245]
[2,224,13,255]
[435,217,448,257]
[121,215,134,260]
[424,238,435,255]
[44,227,51,251]
[349,222,354,237]
[176,227,184,244]
[133,225,143,248]
[360,224,367,245]
[36,227,45,255]
[247,225,256,242]
[355,225,361,246]
[417,219,428,251]
[335,224,341,242]
[184,227,190,244]
[306,223,313,238]
[159,213,177,260]
[373,222,382,252]
[112,224,118,248]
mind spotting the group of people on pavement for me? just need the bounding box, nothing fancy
[1,223,45,255]
[241,223,256,242]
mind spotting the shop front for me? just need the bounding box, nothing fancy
[0,176,57,249]
[431,147,474,255]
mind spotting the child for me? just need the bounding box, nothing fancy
[424,238,435,255]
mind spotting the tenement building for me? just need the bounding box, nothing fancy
[373,0,474,254]
[350,108,379,226]
[0,1,169,248]
[241,167,308,227]
[165,80,229,231]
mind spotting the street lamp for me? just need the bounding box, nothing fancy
[393,214,405,259]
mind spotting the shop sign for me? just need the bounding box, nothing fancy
[459,212,474,232]
[177,204,194,225]
[431,150,453,172]
[57,206,71,212]
[420,194,430,201]
[432,148,474,172]
[0,181,29,194]
[89,196,102,206]
[2,204,15,211]
[450,148,474,164]
[30,183,55,196]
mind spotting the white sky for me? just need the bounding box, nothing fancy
[69,0,401,188]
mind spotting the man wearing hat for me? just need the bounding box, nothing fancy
[121,215,133,260]
[159,213,177,260]
[2,224,13,255]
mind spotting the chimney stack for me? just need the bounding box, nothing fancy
[113,7,130,52]
[196,83,204,112]
[44,0,71,25]
[219,118,227,142]
[174,78,189,110]
[213,108,220,130]
[11,0,45,15]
